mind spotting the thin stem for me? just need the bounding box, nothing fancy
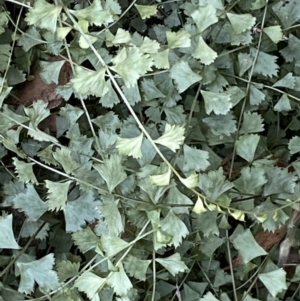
[33,221,153,300]
[63,6,206,198]
[151,233,156,301]
[0,159,16,179]
[0,217,50,278]
[97,0,138,36]
[187,84,201,129]
[241,252,271,301]
[197,262,218,296]
[221,72,300,103]
[27,156,107,194]
[170,261,195,301]
[4,11,46,44]
[228,2,268,179]
[290,284,300,300]
[4,0,30,8]
[226,230,238,301]
[0,3,23,95]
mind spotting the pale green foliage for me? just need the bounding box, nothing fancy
[60,104,84,125]
[156,253,188,276]
[25,0,62,33]
[141,78,165,100]
[98,195,124,236]
[1,0,300,300]
[160,209,189,247]
[0,12,8,35]
[21,219,50,240]
[7,66,26,86]
[264,26,283,44]
[24,100,58,143]
[183,281,207,300]
[170,61,202,93]
[226,13,256,34]
[243,294,260,301]
[253,199,289,232]
[203,113,237,136]
[193,196,207,214]
[107,262,133,295]
[45,180,72,211]
[192,210,219,237]
[272,0,300,28]
[232,229,268,264]
[150,166,171,186]
[181,144,210,172]
[141,37,160,54]
[263,166,297,196]
[94,154,127,192]
[179,173,199,189]
[110,46,153,87]
[164,186,193,214]
[138,177,174,204]
[109,28,131,45]
[70,0,114,26]
[72,227,99,253]
[240,112,264,134]
[154,124,185,152]
[70,66,109,98]
[201,90,232,115]
[75,271,106,299]
[57,260,80,282]
[200,292,219,301]
[0,105,29,132]
[249,84,265,105]
[100,235,129,256]
[251,49,279,77]
[191,5,218,33]
[236,134,260,163]
[289,136,300,154]
[0,78,12,108]
[274,94,291,112]
[151,49,170,69]
[273,73,295,89]
[198,168,234,201]
[13,158,37,184]
[63,191,101,232]
[135,4,157,19]
[116,133,143,158]
[16,254,59,294]
[0,214,20,249]
[238,52,252,76]
[280,34,300,67]
[53,146,80,174]
[40,60,66,84]
[18,27,43,52]
[0,45,10,73]
[192,36,218,65]
[9,183,48,221]
[167,29,191,49]
[234,166,267,195]
[258,269,287,297]
[214,269,232,287]
[124,255,151,281]
[201,234,224,257]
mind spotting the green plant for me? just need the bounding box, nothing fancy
[1,0,300,300]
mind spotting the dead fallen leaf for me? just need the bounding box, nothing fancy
[6,56,72,109]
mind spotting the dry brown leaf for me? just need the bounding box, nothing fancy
[255,225,287,251]
[6,56,72,109]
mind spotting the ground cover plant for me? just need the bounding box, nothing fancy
[1,0,300,300]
